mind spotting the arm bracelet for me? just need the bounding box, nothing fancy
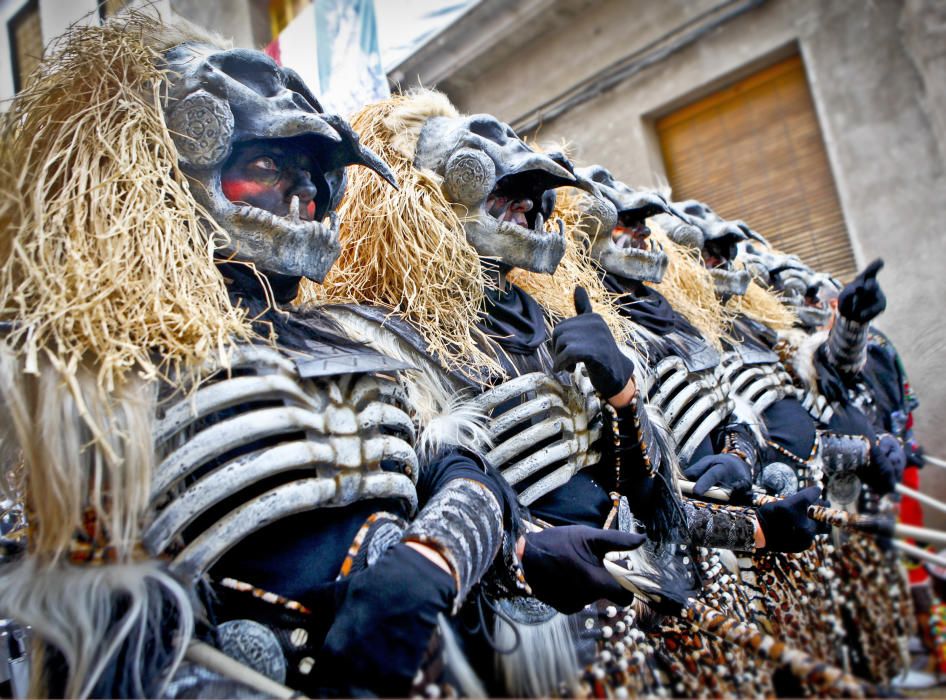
[818,432,871,475]
[680,499,758,552]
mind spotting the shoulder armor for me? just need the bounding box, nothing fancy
[665,329,721,372]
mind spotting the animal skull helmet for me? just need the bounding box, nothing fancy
[414,114,582,274]
[574,166,699,284]
[738,242,840,330]
[163,44,395,282]
[671,200,751,298]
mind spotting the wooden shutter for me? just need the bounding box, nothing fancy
[657,55,856,280]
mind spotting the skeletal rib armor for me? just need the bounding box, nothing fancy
[798,386,835,425]
[146,343,419,582]
[470,367,603,506]
[719,341,797,415]
[630,327,732,465]
[643,357,733,466]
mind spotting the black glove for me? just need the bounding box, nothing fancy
[552,287,635,400]
[316,543,456,696]
[861,434,906,495]
[906,441,925,469]
[683,453,754,504]
[521,525,645,614]
[756,486,824,553]
[838,258,886,323]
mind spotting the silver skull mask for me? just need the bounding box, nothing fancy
[414,114,583,274]
[163,44,396,282]
[738,242,840,330]
[573,165,691,284]
[672,200,751,297]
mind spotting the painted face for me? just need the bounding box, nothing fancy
[221,140,321,222]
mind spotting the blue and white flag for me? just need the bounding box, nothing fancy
[315,0,390,116]
[266,0,389,117]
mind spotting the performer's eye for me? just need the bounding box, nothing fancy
[248,156,278,173]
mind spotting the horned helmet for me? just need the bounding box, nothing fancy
[738,242,840,330]
[573,165,700,284]
[666,200,752,298]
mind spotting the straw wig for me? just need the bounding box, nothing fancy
[303,90,501,374]
[0,14,256,697]
[0,12,251,394]
[307,90,629,372]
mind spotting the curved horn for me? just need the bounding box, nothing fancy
[507,152,576,183]
[323,113,399,189]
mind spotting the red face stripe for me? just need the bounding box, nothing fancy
[222,178,272,204]
[307,201,316,219]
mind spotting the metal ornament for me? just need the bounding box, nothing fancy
[166,90,234,169]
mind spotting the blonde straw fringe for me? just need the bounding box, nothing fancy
[0,13,252,395]
[646,225,729,350]
[727,276,798,332]
[509,190,632,345]
[300,91,497,376]
[0,13,264,567]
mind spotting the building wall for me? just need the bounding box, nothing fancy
[420,0,946,520]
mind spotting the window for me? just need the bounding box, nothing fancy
[657,55,856,280]
[8,0,42,93]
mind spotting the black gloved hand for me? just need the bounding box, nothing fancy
[316,543,455,697]
[906,441,925,469]
[861,434,906,495]
[552,287,635,400]
[521,525,645,614]
[756,486,824,553]
[838,258,886,323]
[683,453,754,504]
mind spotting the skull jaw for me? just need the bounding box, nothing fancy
[710,267,750,297]
[463,216,565,275]
[218,214,341,282]
[188,172,341,283]
[591,237,668,284]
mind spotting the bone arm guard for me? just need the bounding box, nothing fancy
[819,432,871,475]
[401,478,503,612]
[680,500,758,552]
[824,315,870,375]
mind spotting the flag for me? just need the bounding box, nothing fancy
[315,0,389,116]
[266,0,389,117]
